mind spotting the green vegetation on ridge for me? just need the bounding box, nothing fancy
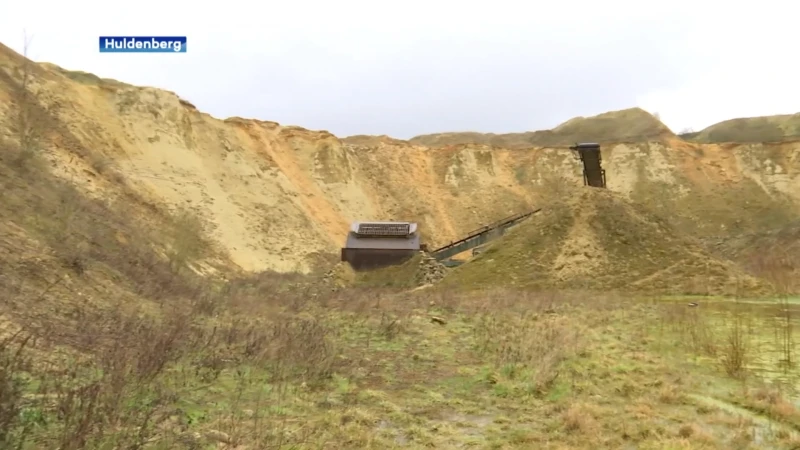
[686,113,800,144]
[408,107,673,148]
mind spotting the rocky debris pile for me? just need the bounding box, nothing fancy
[321,262,356,291]
[416,252,448,285]
[321,270,337,292]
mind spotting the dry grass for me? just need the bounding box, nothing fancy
[0,139,216,298]
[6,262,800,449]
[717,221,800,295]
[748,387,800,423]
[7,252,800,449]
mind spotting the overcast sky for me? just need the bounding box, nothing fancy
[1,0,798,139]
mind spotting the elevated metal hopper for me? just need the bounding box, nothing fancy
[569,142,607,188]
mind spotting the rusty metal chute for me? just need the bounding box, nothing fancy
[569,142,607,188]
[430,209,540,261]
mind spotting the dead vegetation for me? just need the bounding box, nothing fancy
[0,279,761,450]
[0,294,339,449]
[656,291,800,438]
[1,138,216,302]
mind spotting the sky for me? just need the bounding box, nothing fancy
[1,0,798,139]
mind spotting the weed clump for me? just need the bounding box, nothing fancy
[473,299,584,397]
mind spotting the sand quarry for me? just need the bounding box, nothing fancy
[4,41,800,449]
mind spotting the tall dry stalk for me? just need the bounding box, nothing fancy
[777,296,794,370]
[12,31,43,166]
[751,245,796,371]
[721,307,750,379]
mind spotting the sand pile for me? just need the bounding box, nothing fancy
[321,262,357,291]
[417,253,448,285]
[440,188,771,296]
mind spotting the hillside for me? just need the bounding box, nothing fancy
[438,188,770,296]
[708,220,800,292]
[1,43,800,276]
[685,113,800,144]
[408,108,675,149]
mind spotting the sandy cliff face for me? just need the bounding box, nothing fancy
[1,44,799,273]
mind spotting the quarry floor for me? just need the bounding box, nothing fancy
[8,285,800,450]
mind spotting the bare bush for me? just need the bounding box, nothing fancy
[0,331,35,447]
[659,302,718,357]
[720,312,750,379]
[0,290,342,449]
[166,208,210,274]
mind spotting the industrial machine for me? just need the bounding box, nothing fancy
[569,143,606,188]
[340,221,420,270]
